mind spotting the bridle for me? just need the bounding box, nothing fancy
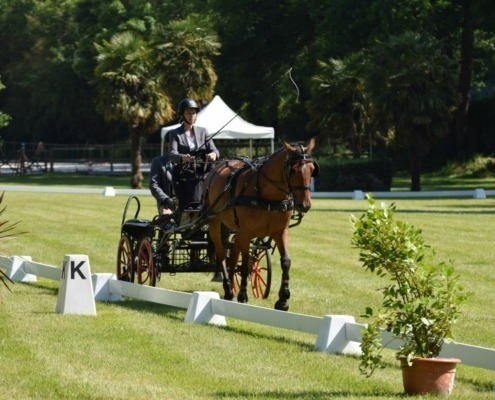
[260,144,319,196]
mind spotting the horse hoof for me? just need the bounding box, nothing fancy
[237,293,248,303]
[224,292,234,301]
[274,300,289,312]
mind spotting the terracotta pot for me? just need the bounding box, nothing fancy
[400,357,461,396]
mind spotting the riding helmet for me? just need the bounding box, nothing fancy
[178,98,199,114]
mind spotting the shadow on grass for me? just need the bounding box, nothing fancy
[17,281,494,395]
[213,389,400,398]
[105,295,319,352]
[16,280,59,296]
[313,204,495,215]
[105,297,186,321]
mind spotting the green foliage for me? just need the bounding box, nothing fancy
[351,195,468,377]
[0,192,24,292]
[435,155,495,178]
[0,75,11,128]
[153,16,220,104]
[308,53,369,158]
[94,30,173,131]
[92,13,220,188]
[315,157,392,191]
[1,0,495,172]
[366,31,458,142]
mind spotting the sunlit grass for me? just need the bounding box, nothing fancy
[1,188,495,399]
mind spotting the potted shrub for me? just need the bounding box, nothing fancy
[351,195,468,396]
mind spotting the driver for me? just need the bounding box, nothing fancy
[168,98,219,209]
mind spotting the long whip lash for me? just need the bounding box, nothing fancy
[270,67,300,102]
[287,68,300,103]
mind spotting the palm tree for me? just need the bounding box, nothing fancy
[153,18,220,105]
[94,31,174,189]
[366,32,458,191]
[308,53,368,158]
[93,20,220,188]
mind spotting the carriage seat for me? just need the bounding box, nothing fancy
[122,218,153,238]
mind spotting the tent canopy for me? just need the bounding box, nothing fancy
[161,95,274,143]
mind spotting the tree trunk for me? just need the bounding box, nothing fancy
[130,129,143,189]
[351,119,362,158]
[455,1,474,161]
[409,129,422,191]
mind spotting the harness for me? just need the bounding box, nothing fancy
[214,145,317,227]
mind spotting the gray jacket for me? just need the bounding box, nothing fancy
[168,124,219,163]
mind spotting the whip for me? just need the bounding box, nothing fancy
[192,67,299,153]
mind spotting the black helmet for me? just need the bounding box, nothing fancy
[178,98,199,114]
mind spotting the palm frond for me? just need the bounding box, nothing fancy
[0,269,13,292]
[0,191,26,292]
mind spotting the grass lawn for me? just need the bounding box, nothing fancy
[1,183,494,399]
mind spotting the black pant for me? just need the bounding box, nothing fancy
[174,178,202,209]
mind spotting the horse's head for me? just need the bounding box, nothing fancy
[284,138,318,213]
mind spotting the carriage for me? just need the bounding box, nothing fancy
[115,138,317,309]
[116,194,276,299]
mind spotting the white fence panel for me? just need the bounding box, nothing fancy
[2,254,495,372]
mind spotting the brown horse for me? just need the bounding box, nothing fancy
[203,138,318,311]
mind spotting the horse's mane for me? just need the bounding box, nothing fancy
[250,142,307,166]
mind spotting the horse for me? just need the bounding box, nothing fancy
[203,138,318,311]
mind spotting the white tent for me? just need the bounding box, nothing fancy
[161,95,274,155]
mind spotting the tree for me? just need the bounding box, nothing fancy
[153,17,220,106]
[93,17,220,188]
[308,53,368,157]
[205,0,315,135]
[0,77,11,128]
[94,31,173,188]
[451,0,495,160]
[366,32,458,191]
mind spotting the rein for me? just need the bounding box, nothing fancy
[259,144,315,196]
[234,144,314,213]
[202,143,316,228]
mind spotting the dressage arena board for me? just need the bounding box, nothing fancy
[1,254,494,373]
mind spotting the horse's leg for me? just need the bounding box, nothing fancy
[273,228,291,311]
[235,237,251,304]
[209,219,234,300]
[228,232,250,303]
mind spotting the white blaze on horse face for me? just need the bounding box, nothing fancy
[302,163,313,208]
[290,162,312,212]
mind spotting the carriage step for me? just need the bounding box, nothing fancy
[177,241,209,248]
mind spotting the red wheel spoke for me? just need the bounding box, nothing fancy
[116,236,133,282]
[137,239,155,286]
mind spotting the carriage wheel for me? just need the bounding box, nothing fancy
[250,246,272,299]
[116,235,134,282]
[232,245,272,299]
[136,238,156,286]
